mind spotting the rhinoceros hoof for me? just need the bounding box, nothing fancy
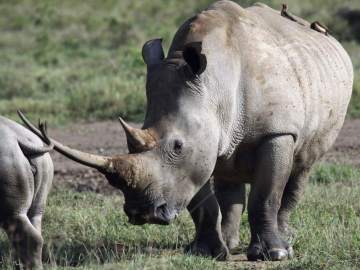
[185,238,229,261]
[247,243,293,261]
[268,248,290,261]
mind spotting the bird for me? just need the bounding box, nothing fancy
[281,4,298,23]
[310,21,330,36]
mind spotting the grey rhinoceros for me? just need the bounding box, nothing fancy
[0,116,53,269]
[19,0,353,262]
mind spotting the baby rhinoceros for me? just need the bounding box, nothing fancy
[0,116,53,269]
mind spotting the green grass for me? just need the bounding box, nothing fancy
[310,163,360,184]
[0,163,359,269]
[0,0,360,124]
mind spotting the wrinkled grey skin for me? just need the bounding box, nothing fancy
[138,1,352,261]
[21,0,353,262]
[0,116,53,269]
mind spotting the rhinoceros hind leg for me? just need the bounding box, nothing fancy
[214,180,245,250]
[186,181,229,260]
[277,166,312,242]
[4,214,43,269]
[247,135,294,261]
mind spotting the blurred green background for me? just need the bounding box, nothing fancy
[1,0,360,124]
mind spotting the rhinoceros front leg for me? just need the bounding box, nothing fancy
[214,180,245,250]
[4,214,43,269]
[185,181,229,260]
[247,135,294,261]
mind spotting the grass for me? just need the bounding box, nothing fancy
[0,0,360,124]
[0,162,358,269]
[310,163,360,184]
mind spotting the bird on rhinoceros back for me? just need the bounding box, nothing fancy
[19,0,353,262]
[280,3,305,26]
[0,116,54,269]
[311,21,330,36]
[281,4,296,22]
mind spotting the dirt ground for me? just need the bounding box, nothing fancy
[48,119,360,194]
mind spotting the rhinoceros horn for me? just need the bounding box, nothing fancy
[17,110,144,186]
[118,117,157,152]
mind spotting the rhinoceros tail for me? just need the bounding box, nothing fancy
[17,138,54,158]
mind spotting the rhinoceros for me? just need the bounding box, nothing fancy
[0,116,53,269]
[19,0,353,261]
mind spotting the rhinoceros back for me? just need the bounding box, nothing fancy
[242,4,353,154]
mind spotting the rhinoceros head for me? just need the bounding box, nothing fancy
[18,38,220,225]
[117,39,218,224]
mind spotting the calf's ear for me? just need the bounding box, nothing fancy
[183,42,207,75]
[142,38,165,68]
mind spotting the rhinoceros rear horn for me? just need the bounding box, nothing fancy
[118,117,157,153]
[142,38,165,68]
[183,42,207,75]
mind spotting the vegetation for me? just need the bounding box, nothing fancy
[0,163,359,269]
[0,0,360,124]
[310,163,360,184]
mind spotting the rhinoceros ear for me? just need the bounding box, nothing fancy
[183,42,207,75]
[142,38,165,68]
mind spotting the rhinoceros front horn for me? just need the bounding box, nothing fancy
[18,110,114,171]
[18,110,148,188]
[118,117,157,153]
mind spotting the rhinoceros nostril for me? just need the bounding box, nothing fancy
[154,202,167,214]
[154,202,175,224]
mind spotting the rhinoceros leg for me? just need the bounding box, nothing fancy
[214,180,245,250]
[28,156,53,234]
[247,135,294,261]
[185,181,229,260]
[277,164,313,241]
[4,214,43,269]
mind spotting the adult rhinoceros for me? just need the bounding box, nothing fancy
[19,0,353,261]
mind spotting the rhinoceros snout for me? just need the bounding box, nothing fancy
[124,200,176,225]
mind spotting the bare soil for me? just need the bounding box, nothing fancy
[48,119,360,194]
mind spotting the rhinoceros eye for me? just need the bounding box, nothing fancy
[162,139,184,164]
[173,139,183,154]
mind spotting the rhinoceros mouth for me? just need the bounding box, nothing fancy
[124,199,179,226]
[127,210,173,226]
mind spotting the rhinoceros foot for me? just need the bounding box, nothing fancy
[247,238,293,261]
[185,233,229,261]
